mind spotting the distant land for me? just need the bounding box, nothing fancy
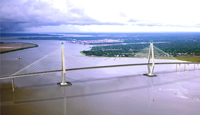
[1,32,200,62]
[0,42,38,54]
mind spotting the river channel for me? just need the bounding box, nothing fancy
[0,40,200,115]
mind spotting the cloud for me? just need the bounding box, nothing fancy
[128,19,139,23]
[0,0,124,32]
[1,0,200,32]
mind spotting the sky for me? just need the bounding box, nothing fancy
[1,0,200,33]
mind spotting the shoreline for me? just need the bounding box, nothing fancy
[80,51,200,62]
[0,42,38,54]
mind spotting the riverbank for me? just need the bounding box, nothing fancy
[80,51,200,62]
[0,42,38,54]
[176,56,200,62]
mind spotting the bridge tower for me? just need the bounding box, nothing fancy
[143,41,157,77]
[57,42,72,86]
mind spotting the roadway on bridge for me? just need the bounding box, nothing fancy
[0,62,199,80]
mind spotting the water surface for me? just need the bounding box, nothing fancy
[0,40,200,115]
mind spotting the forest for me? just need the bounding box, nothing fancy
[82,41,200,57]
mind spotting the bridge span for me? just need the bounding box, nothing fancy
[0,62,199,79]
[0,42,199,91]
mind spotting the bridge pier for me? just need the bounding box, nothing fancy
[12,77,15,91]
[184,64,189,72]
[57,42,72,87]
[177,63,200,73]
[195,64,199,71]
[184,64,186,72]
[176,64,181,73]
[143,42,157,77]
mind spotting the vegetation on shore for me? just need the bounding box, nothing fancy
[81,41,200,62]
[176,56,200,62]
[82,41,200,56]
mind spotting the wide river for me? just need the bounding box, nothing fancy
[0,40,200,115]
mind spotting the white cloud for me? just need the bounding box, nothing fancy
[1,0,200,32]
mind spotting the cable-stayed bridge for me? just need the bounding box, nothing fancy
[0,42,199,91]
[0,62,199,80]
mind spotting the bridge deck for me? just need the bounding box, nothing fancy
[0,62,199,80]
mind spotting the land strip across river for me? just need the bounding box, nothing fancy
[0,42,38,54]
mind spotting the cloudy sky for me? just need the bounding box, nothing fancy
[1,0,200,33]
